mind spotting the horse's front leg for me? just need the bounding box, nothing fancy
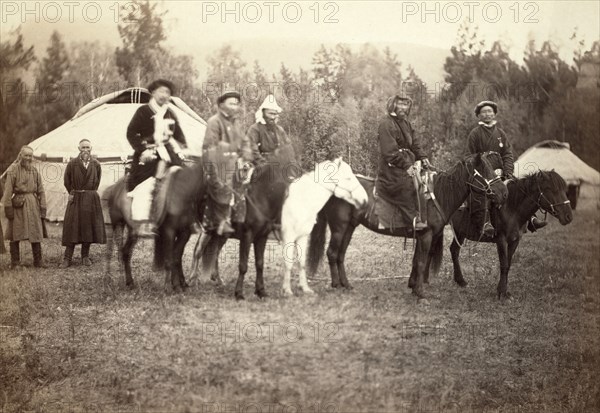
[253,235,269,299]
[450,235,468,287]
[174,227,191,290]
[496,235,510,299]
[122,228,137,289]
[326,227,344,289]
[411,231,432,299]
[153,233,164,271]
[189,233,204,286]
[337,224,357,290]
[297,235,315,294]
[503,237,520,296]
[161,227,179,292]
[281,238,295,297]
[235,229,252,300]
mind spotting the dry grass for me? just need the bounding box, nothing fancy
[1,210,599,413]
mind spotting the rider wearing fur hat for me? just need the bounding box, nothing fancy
[376,93,433,230]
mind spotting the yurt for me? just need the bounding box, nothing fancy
[24,87,207,221]
[513,140,600,210]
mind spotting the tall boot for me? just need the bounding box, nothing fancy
[32,242,46,268]
[412,174,427,230]
[60,243,75,268]
[208,178,235,236]
[9,241,20,269]
[215,201,234,236]
[81,243,92,266]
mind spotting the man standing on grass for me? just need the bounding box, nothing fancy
[2,146,47,269]
[59,139,106,268]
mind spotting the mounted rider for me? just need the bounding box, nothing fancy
[126,79,187,236]
[375,93,434,231]
[202,90,253,236]
[465,100,546,237]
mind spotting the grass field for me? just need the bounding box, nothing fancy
[1,209,599,413]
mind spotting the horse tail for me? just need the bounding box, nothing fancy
[430,234,444,279]
[307,209,328,277]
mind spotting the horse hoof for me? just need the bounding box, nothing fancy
[497,290,512,300]
[235,292,245,301]
[407,279,416,289]
[456,279,468,287]
[418,298,430,306]
[411,288,427,299]
[255,289,268,299]
[126,281,136,290]
[301,288,315,295]
[331,283,341,289]
[344,284,354,291]
[281,288,294,297]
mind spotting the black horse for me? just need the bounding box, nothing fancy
[436,170,573,298]
[190,148,297,300]
[307,152,508,299]
[105,158,207,291]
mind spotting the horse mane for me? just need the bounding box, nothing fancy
[508,170,567,210]
[433,157,472,213]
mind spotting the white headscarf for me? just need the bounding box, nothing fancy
[255,94,283,124]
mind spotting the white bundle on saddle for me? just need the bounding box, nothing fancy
[127,177,156,221]
[152,101,184,161]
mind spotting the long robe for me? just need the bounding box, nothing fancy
[247,122,290,164]
[126,104,187,191]
[375,115,427,222]
[62,157,106,245]
[465,124,514,176]
[203,111,252,188]
[1,162,46,242]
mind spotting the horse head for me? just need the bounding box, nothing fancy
[534,170,573,225]
[468,151,508,206]
[318,157,368,210]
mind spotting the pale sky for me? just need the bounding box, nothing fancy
[2,1,599,67]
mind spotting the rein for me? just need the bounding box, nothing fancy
[427,159,500,248]
[517,179,570,219]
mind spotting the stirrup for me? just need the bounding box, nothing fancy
[482,222,495,237]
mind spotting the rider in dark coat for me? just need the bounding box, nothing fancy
[126,79,186,192]
[375,93,432,230]
[126,79,187,236]
[202,91,253,235]
[465,100,546,236]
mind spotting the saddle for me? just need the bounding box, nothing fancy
[126,165,181,224]
[153,166,182,225]
[366,170,437,231]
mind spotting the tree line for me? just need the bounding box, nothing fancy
[1,0,598,175]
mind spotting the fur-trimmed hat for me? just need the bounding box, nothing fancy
[386,93,413,116]
[147,79,175,95]
[217,90,241,105]
[475,100,498,116]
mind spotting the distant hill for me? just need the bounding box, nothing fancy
[14,22,449,88]
[191,38,449,87]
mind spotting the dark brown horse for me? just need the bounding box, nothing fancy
[307,152,508,299]
[105,158,207,291]
[190,148,297,300]
[437,170,573,298]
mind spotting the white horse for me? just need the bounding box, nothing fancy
[280,157,368,296]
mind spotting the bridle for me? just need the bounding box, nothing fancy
[520,180,570,218]
[464,153,503,198]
